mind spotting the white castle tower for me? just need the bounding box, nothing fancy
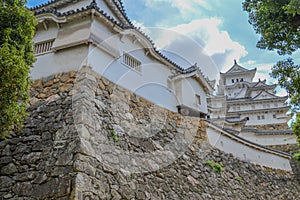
[208,60,297,147]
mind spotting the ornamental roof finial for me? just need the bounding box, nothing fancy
[234,59,237,65]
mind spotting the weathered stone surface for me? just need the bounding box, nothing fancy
[0,176,14,191]
[111,189,122,200]
[33,172,48,184]
[14,171,37,181]
[0,163,17,175]
[12,182,33,196]
[31,176,71,199]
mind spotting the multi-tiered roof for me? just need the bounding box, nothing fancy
[208,61,294,146]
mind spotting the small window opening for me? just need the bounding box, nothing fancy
[196,94,201,105]
[122,53,142,72]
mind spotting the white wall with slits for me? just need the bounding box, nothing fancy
[206,122,292,171]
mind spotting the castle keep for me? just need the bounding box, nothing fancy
[208,60,297,148]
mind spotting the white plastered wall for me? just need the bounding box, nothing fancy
[31,45,89,79]
[206,124,292,171]
[181,78,208,114]
[87,21,179,111]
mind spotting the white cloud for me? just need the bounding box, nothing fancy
[168,19,247,71]
[139,18,247,79]
[244,60,256,65]
[145,0,210,18]
[249,63,278,87]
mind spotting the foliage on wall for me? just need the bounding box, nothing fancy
[0,0,36,138]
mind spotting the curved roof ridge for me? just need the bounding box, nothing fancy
[252,79,267,87]
[31,0,133,27]
[221,60,257,74]
[251,89,285,100]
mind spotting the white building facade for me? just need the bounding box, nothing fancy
[31,0,214,117]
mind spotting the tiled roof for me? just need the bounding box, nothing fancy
[221,60,256,75]
[181,64,215,89]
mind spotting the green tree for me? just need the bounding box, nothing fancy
[0,0,36,138]
[243,0,300,147]
[243,0,300,55]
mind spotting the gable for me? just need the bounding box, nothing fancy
[252,90,277,100]
[253,80,267,88]
[226,64,249,74]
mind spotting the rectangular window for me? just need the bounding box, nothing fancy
[261,115,265,120]
[232,79,234,83]
[34,39,54,55]
[196,94,201,105]
[257,116,260,120]
[273,114,276,118]
[122,53,142,72]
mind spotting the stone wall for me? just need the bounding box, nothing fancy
[1,67,300,199]
[0,71,77,199]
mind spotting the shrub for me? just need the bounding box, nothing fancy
[206,160,224,173]
[0,0,36,138]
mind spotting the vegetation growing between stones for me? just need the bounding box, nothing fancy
[130,172,135,179]
[235,176,244,183]
[0,0,36,138]
[206,161,224,173]
[111,130,120,143]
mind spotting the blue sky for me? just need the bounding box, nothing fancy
[27,0,299,90]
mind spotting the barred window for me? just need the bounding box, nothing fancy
[34,40,54,55]
[122,53,141,72]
